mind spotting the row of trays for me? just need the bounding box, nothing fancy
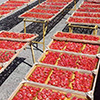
[85,0,100,3]
[8,31,100,100]
[8,56,99,100]
[19,0,73,21]
[9,80,88,100]
[0,0,35,18]
[52,31,100,45]
[9,62,96,100]
[67,0,100,26]
[47,39,100,55]
[0,31,38,73]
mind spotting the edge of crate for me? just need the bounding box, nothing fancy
[52,31,100,45]
[0,0,37,21]
[38,49,99,72]
[0,31,38,42]
[8,80,90,100]
[18,0,74,21]
[28,62,97,98]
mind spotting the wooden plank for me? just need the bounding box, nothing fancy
[8,80,88,100]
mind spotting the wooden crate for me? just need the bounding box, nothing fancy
[38,49,100,71]
[0,50,20,73]
[47,39,100,56]
[8,80,89,100]
[18,0,74,21]
[0,31,38,42]
[0,0,36,20]
[25,63,97,99]
[52,31,100,45]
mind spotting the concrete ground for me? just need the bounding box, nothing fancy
[0,0,100,100]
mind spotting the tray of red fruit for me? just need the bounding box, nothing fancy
[24,63,96,97]
[72,11,100,19]
[0,0,35,19]
[52,32,100,45]
[0,50,20,73]
[78,0,100,9]
[67,16,100,26]
[86,0,100,3]
[8,80,89,100]
[38,49,99,71]
[66,0,100,26]
[0,10,11,17]
[0,31,38,42]
[0,40,29,53]
[19,0,73,21]
[80,4,100,9]
[47,39,100,55]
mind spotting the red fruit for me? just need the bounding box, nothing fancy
[49,40,66,50]
[0,31,35,40]
[68,17,100,24]
[29,8,59,14]
[55,32,100,41]
[0,66,2,70]
[65,42,83,53]
[66,93,72,98]
[0,51,15,63]
[73,12,100,18]
[71,96,78,100]
[82,44,99,55]
[41,51,60,65]
[28,66,51,83]
[13,85,40,100]
[37,89,66,100]
[21,12,53,19]
[55,32,84,39]
[0,40,26,50]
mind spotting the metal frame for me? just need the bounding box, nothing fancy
[66,0,99,35]
[23,18,48,52]
[68,24,98,35]
[21,0,76,52]
[18,0,77,63]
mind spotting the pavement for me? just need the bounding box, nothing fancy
[0,0,100,100]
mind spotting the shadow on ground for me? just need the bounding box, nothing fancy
[62,24,93,34]
[0,0,45,31]
[0,57,26,86]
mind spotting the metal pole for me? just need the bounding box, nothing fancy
[68,24,73,33]
[30,43,35,63]
[43,22,45,52]
[24,19,26,33]
[93,25,98,35]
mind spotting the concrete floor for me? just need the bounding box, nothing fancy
[0,0,100,100]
